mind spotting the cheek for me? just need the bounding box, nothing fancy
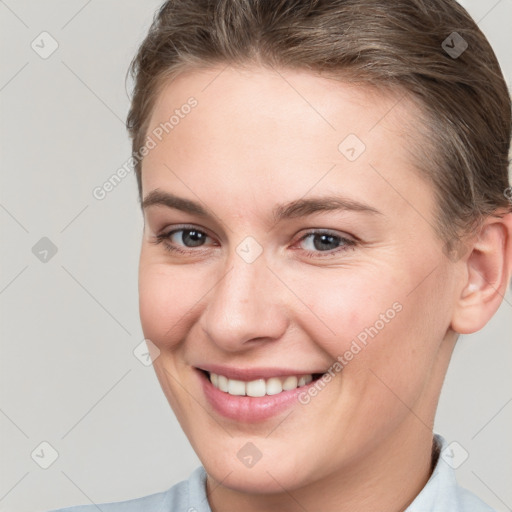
[340,274,450,409]
[282,265,400,357]
[289,261,447,388]
[138,260,206,347]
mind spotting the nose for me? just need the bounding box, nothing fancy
[199,250,289,351]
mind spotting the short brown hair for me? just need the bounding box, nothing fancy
[126,0,511,249]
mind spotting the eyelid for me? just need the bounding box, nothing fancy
[295,227,356,242]
[158,225,354,245]
[160,223,215,240]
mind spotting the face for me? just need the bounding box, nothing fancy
[138,65,459,495]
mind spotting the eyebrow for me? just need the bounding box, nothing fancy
[141,189,382,221]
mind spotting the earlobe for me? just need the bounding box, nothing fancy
[450,211,512,335]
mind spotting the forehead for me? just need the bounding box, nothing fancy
[147,65,412,147]
[142,65,432,223]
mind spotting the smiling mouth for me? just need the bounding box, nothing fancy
[200,369,325,397]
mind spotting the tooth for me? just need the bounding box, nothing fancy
[217,374,229,392]
[266,377,283,395]
[282,376,298,390]
[246,379,266,397]
[212,373,315,395]
[228,379,246,396]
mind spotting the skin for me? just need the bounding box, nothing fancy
[138,65,512,512]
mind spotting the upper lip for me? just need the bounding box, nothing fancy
[196,364,326,381]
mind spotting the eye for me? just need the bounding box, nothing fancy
[296,230,356,257]
[150,226,357,258]
[168,228,209,248]
[151,225,216,254]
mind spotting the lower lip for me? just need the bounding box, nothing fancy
[197,369,318,422]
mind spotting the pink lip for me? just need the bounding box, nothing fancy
[196,368,321,422]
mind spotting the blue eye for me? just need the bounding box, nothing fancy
[168,228,209,248]
[152,226,213,254]
[151,226,357,258]
[296,231,356,258]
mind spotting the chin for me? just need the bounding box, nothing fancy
[209,463,308,494]
[199,445,315,494]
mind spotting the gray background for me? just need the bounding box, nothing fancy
[0,1,510,511]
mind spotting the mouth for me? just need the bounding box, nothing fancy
[195,365,336,422]
[199,369,325,397]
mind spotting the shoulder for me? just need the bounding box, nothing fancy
[45,488,168,512]
[44,467,206,512]
[456,486,497,512]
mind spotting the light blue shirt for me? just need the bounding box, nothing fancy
[47,434,495,512]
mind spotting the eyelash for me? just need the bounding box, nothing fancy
[150,225,357,259]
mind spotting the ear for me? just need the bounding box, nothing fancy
[450,210,512,334]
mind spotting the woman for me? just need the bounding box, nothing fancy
[49,0,512,510]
